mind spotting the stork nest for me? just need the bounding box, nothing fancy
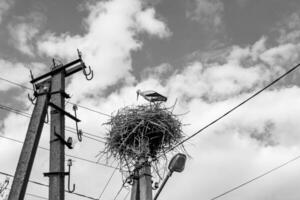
[101,103,184,171]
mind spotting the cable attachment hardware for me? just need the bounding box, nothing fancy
[152,181,159,190]
[28,69,37,105]
[77,49,94,81]
[67,159,76,193]
[51,126,73,149]
[83,66,93,80]
[43,159,75,193]
[72,105,83,142]
[0,177,9,196]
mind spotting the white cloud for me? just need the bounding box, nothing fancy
[3,2,300,200]
[37,0,170,100]
[7,12,45,56]
[135,8,171,38]
[0,59,47,91]
[260,43,300,67]
[0,60,30,91]
[0,0,13,24]
[186,0,224,30]
[277,12,300,44]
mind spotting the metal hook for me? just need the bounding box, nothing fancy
[67,159,75,193]
[83,66,94,80]
[77,49,93,81]
[27,93,36,105]
[72,105,83,142]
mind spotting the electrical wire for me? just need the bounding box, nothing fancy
[210,154,300,200]
[0,76,110,117]
[98,166,118,199]
[65,126,106,140]
[0,134,118,169]
[5,188,48,200]
[0,104,31,118]
[122,190,130,200]
[0,77,32,90]
[24,191,48,200]
[165,63,300,154]
[0,171,99,200]
[113,184,125,200]
[0,103,106,144]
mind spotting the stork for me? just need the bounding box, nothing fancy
[136,89,167,103]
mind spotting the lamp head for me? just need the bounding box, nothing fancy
[168,153,187,173]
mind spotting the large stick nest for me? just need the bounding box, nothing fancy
[102,103,184,170]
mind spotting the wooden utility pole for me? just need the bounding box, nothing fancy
[8,83,50,200]
[49,64,66,200]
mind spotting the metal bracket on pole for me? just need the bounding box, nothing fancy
[49,102,80,122]
[51,127,73,149]
[43,171,69,177]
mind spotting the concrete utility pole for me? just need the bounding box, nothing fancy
[130,157,153,200]
[49,64,66,200]
[8,50,92,200]
[8,83,51,200]
[130,170,139,200]
[138,161,152,200]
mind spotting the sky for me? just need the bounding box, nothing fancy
[1,0,300,199]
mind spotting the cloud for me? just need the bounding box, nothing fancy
[7,12,46,56]
[135,8,171,38]
[3,1,300,200]
[276,11,300,44]
[0,59,47,91]
[186,0,224,30]
[37,0,171,100]
[0,0,13,24]
[260,43,300,67]
[0,60,30,91]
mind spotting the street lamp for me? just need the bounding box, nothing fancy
[154,153,187,200]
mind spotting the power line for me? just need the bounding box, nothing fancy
[65,126,106,140]
[75,104,111,117]
[0,134,118,169]
[64,127,106,143]
[5,188,48,200]
[166,63,300,153]
[98,166,118,199]
[122,190,130,200]
[210,154,300,200]
[0,170,99,200]
[0,103,106,144]
[24,191,48,200]
[0,77,32,90]
[0,104,31,118]
[0,76,110,117]
[113,184,125,200]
